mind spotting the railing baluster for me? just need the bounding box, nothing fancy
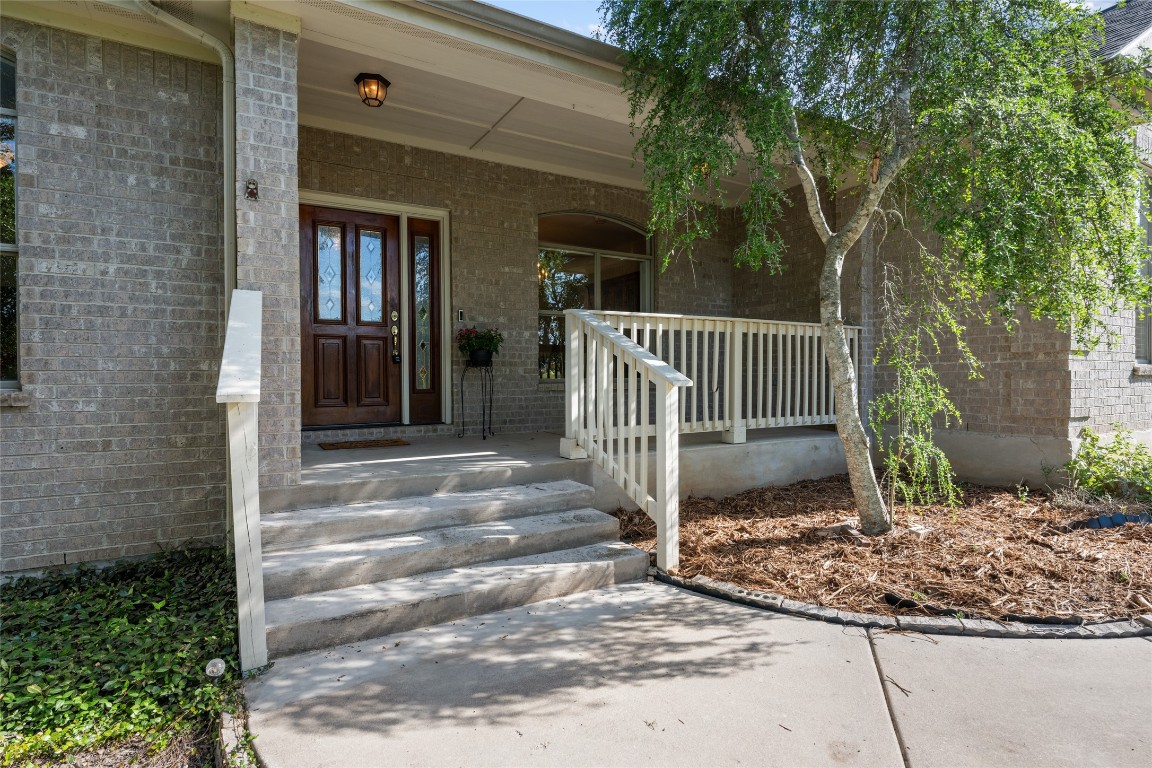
[562,310,860,572]
[616,342,625,484]
[640,366,650,504]
[808,326,814,423]
[600,336,611,472]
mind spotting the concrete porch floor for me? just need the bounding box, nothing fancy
[299,431,575,486]
[262,427,846,513]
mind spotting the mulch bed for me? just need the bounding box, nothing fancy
[615,475,1152,622]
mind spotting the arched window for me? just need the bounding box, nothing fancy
[537,213,651,378]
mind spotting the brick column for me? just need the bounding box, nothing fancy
[234,18,300,488]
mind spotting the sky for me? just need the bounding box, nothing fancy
[480,1,605,39]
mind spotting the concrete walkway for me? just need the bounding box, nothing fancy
[246,582,1152,768]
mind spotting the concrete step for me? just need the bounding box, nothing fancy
[262,509,621,600]
[261,480,595,552]
[264,541,649,658]
[263,455,590,513]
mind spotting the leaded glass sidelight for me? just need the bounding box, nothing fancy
[414,235,432,390]
[359,229,383,323]
[317,225,342,321]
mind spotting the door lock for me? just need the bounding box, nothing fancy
[391,324,401,363]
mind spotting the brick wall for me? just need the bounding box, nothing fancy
[0,20,226,572]
[233,19,300,488]
[864,220,1075,441]
[298,127,734,437]
[1069,308,1152,439]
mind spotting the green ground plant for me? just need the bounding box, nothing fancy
[0,547,241,765]
[869,258,967,508]
[1064,427,1152,503]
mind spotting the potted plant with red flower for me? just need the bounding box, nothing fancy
[455,326,504,367]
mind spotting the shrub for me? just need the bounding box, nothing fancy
[1064,427,1152,503]
[0,547,240,765]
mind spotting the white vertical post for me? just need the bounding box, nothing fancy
[216,289,266,673]
[723,319,746,444]
[227,401,268,671]
[654,380,680,572]
[559,312,587,459]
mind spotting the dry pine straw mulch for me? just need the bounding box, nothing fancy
[614,475,1152,622]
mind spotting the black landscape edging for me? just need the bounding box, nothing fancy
[649,568,1152,639]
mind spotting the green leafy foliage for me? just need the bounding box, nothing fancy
[601,0,1151,343]
[601,0,1152,532]
[869,259,965,507]
[1064,427,1152,503]
[0,547,240,765]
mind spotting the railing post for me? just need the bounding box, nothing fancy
[226,400,268,671]
[722,319,746,444]
[654,380,680,571]
[216,289,267,673]
[559,311,587,459]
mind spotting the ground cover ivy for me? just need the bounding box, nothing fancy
[0,547,240,765]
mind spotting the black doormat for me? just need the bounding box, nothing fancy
[318,438,411,450]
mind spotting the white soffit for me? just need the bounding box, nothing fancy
[277,0,665,189]
[1,0,228,63]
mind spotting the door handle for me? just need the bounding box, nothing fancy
[391,323,401,363]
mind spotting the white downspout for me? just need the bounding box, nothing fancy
[106,0,237,305]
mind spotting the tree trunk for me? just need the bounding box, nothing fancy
[820,241,892,535]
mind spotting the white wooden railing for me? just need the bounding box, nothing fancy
[561,310,860,572]
[595,311,860,442]
[559,310,692,571]
[216,289,268,672]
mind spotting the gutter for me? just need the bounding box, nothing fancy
[105,0,237,313]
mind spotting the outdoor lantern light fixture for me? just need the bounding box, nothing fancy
[355,73,390,107]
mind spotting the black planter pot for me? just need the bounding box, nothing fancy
[468,349,494,367]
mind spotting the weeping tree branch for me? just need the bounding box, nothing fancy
[785,109,834,244]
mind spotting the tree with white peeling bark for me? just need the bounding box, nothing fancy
[600,0,1152,535]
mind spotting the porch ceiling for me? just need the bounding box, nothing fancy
[12,0,752,196]
[278,0,752,198]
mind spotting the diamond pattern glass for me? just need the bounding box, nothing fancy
[317,225,342,321]
[359,229,383,322]
[415,236,432,390]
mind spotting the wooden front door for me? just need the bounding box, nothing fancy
[301,206,401,427]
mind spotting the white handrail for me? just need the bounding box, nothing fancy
[216,289,267,672]
[595,311,860,440]
[561,309,691,571]
[561,310,860,572]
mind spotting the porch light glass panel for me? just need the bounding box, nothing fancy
[317,225,343,321]
[414,235,432,390]
[359,229,383,322]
